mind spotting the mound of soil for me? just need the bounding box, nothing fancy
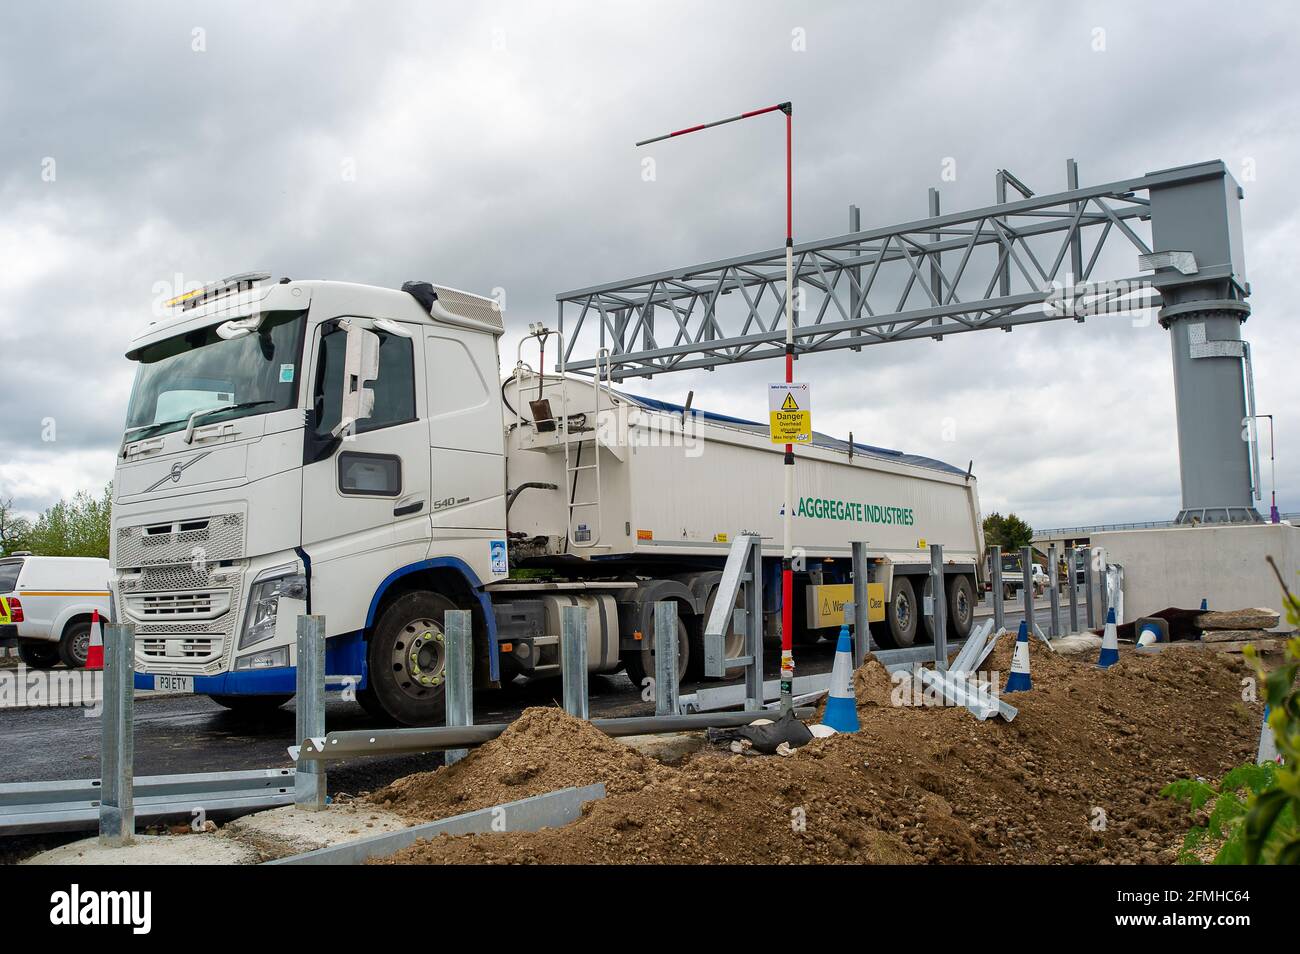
[370,706,661,821]
[372,645,1260,865]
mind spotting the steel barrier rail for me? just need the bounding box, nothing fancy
[0,768,295,836]
[295,708,817,762]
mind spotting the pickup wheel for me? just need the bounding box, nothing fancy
[360,591,457,726]
[18,641,60,669]
[623,615,689,695]
[946,574,975,640]
[58,619,91,668]
[880,577,918,648]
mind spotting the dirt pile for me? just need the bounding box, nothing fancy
[980,628,1076,679]
[373,646,1260,865]
[853,654,896,707]
[370,706,660,821]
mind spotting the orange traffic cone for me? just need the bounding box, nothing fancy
[85,609,104,670]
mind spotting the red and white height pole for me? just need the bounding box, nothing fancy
[636,101,798,715]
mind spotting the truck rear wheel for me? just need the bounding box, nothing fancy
[688,585,744,679]
[623,615,689,695]
[947,574,975,640]
[882,577,918,648]
[58,619,91,668]
[360,591,457,727]
[18,641,60,669]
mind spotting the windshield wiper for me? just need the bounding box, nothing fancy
[183,401,274,443]
[121,418,189,448]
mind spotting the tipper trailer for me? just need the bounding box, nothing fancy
[111,274,984,724]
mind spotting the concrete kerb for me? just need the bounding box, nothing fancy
[266,784,607,865]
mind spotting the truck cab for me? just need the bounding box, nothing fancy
[112,275,510,724]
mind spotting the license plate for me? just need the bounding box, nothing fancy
[155,675,193,693]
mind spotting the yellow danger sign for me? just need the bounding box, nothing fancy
[769,383,812,444]
[805,583,885,628]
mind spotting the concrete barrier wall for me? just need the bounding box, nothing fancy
[1092,523,1299,629]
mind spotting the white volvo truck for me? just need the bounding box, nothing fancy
[111,274,984,724]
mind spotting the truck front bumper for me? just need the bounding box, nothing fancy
[135,667,300,695]
[132,630,368,696]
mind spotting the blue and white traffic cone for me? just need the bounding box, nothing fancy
[1097,607,1119,668]
[1003,621,1032,693]
[821,624,859,733]
[1136,622,1161,647]
[1200,598,1208,611]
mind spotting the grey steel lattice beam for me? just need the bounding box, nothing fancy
[556,158,1256,525]
[557,160,1231,379]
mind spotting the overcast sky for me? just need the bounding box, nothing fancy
[2,0,1297,531]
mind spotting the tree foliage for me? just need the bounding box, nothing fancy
[20,485,113,559]
[0,498,32,556]
[982,511,1034,551]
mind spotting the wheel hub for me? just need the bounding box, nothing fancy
[895,592,911,628]
[392,618,446,701]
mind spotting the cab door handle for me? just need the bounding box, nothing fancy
[394,500,424,517]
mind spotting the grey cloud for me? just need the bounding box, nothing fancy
[1,0,1296,525]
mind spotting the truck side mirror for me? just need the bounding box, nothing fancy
[333,322,381,438]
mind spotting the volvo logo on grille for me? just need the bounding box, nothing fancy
[145,451,212,493]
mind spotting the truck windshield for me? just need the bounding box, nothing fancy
[123,311,307,440]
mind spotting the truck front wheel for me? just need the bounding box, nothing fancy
[882,578,918,648]
[360,591,457,726]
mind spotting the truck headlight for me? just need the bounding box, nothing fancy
[239,570,307,649]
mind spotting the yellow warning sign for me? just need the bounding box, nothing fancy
[768,383,812,444]
[0,597,10,626]
[805,583,885,628]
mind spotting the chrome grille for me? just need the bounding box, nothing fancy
[138,636,223,661]
[116,512,245,569]
[125,590,231,622]
[116,567,244,676]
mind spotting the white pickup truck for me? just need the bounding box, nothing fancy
[0,555,112,668]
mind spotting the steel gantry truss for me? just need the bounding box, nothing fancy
[555,161,1234,380]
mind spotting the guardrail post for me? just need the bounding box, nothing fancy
[1048,543,1061,638]
[1097,545,1110,622]
[99,622,135,846]
[561,605,588,719]
[743,536,764,711]
[851,541,869,667]
[1069,547,1081,633]
[1020,545,1035,638]
[1083,546,1097,629]
[929,544,947,670]
[443,610,474,765]
[989,544,1004,632]
[653,601,680,716]
[295,615,327,811]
